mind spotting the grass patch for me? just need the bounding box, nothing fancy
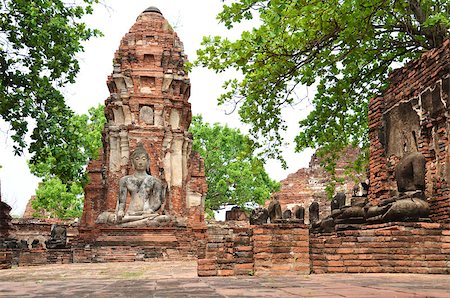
[120,271,144,279]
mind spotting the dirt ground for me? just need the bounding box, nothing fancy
[0,261,449,297]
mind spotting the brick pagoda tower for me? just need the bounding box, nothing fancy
[81,7,207,229]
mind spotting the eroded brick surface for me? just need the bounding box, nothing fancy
[81,8,207,229]
[198,223,310,277]
[368,39,450,222]
[311,222,450,274]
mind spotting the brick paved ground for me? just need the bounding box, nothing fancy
[0,261,449,297]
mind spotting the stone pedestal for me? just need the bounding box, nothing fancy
[75,226,206,262]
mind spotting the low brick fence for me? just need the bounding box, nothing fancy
[0,251,12,269]
[3,221,450,275]
[198,223,310,276]
[253,224,310,275]
[310,222,450,274]
[197,224,253,276]
[1,226,207,267]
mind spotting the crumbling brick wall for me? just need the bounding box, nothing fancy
[253,224,309,275]
[10,219,78,249]
[197,223,254,277]
[74,226,206,263]
[368,39,450,222]
[197,222,310,276]
[311,222,450,274]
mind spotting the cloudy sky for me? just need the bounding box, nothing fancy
[0,0,314,215]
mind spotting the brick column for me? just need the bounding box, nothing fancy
[253,223,309,276]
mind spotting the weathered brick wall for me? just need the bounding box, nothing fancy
[11,219,78,248]
[16,249,73,266]
[198,223,310,276]
[273,147,361,223]
[368,39,450,222]
[81,153,104,227]
[253,224,310,275]
[0,251,12,269]
[197,223,253,277]
[74,226,206,263]
[0,201,12,239]
[1,225,206,268]
[311,223,450,274]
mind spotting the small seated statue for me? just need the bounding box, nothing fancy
[313,194,344,233]
[330,184,369,231]
[249,207,269,225]
[267,197,282,223]
[309,201,320,226]
[292,205,305,224]
[45,225,67,249]
[365,152,430,222]
[334,182,369,223]
[96,144,171,227]
[282,208,292,219]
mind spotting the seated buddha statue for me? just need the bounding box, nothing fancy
[96,144,171,227]
[365,151,429,222]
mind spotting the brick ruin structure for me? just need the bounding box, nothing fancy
[0,196,13,269]
[1,10,449,276]
[369,39,450,223]
[0,200,12,241]
[272,147,362,223]
[0,6,209,268]
[82,7,207,228]
[309,40,450,274]
[23,196,51,218]
[199,40,450,276]
[76,7,207,260]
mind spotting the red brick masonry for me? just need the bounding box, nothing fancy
[197,223,310,277]
[199,222,449,276]
[368,39,450,222]
[311,222,450,274]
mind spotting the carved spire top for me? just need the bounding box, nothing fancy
[143,6,162,15]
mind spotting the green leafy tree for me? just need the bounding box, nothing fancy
[0,0,101,159]
[195,0,450,177]
[32,177,84,219]
[30,105,105,218]
[190,115,280,213]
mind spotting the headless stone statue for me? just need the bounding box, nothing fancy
[282,209,292,220]
[292,205,305,223]
[267,197,282,223]
[96,144,170,227]
[333,186,368,230]
[309,201,319,225]
[366,152,429,222]
[45,225,67,249]
[330,192,346,218]
[249,207,269,225]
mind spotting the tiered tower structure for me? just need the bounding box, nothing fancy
[81,7,207,228]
